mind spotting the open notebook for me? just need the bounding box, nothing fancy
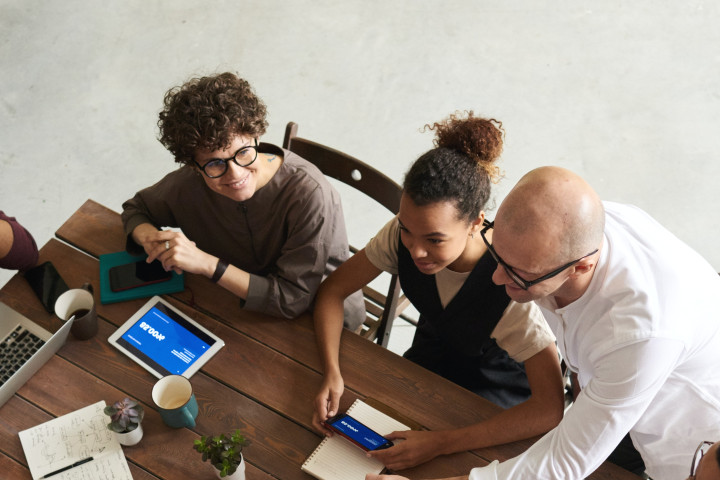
[302,399,411,480]
[19,401,132,480]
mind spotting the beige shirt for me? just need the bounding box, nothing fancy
[365,217,555,362]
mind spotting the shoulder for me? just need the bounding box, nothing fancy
[268,148,340,208]
[492,301,556,362]
[499,301,550,331]
[140,165,204,192]
[365,217,401,273]
[278,149,330,189]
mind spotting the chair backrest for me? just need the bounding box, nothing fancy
[283,122,405,347]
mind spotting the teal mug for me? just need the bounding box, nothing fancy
[152,375,198,428]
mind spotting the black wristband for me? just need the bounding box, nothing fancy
[211,258,229,283]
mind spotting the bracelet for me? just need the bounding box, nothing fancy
[211,258,229,283]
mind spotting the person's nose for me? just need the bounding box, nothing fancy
[404,238,426,259]
[228,159,245,173]
[223,159,249,178]
[491,264,509,286]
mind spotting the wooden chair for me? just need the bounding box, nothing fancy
[283,122,411,347]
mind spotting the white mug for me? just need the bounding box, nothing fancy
[54,283,97,340]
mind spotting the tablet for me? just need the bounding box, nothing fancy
[108,296,224,378]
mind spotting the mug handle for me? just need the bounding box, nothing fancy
[181,408,196,428]
[81,282,94,294]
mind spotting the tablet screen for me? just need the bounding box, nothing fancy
[114,300,219,377]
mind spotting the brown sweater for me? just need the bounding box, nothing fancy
[121,143,364,327]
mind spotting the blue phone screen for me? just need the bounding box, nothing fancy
[327,414,390,450]
[117,302,214,376]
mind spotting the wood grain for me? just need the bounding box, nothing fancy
[4,198,640,480]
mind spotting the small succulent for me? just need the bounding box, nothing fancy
[104,398,145,433]
[193,429,250,477]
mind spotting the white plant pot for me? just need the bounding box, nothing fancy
[115,424,143,446]
[215,456,245,480]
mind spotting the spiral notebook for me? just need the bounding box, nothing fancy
[302,399,412,480]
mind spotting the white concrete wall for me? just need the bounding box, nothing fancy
[2,0,719,291]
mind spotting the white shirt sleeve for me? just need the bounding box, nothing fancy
[469,337,684,480]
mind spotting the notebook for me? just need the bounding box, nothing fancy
[0,301,73,407]
[19,400,133,480]
[302,399,411,480]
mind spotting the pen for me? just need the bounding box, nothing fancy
[41,457,93,478]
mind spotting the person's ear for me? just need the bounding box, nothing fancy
[469,211,485,237]
[569,259,595,277]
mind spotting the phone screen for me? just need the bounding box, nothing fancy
[109,260,172,292]
[324,413,393,451]
[24,261,70,313]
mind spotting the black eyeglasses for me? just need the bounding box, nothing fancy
[690,440,714,477]
[194,139,258,178]
[480,220,599,290]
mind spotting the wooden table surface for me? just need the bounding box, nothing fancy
[0,200,639,480]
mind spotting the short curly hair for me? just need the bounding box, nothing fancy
[157,72,268,164]
[403,111,504,222]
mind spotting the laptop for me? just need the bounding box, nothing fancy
[0,302,73,407]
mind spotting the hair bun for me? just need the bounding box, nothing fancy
[427,111,504,182]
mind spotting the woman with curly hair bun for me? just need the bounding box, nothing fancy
[121,72,364,325]
[312,112,565,469]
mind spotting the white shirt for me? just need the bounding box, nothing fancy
[469,202,720,480]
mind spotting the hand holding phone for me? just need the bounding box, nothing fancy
[323,413,394,451]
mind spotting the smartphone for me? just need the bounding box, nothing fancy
[109,260,173,292]
[324,413,394,451]
[24,261,70,313]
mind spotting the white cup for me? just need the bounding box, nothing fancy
[54,283,97,340]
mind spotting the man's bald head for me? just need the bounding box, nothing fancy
[497,166,605,264]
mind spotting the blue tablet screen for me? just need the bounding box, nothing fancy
[117,302,215,376]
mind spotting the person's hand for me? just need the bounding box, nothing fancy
[368,430,444,470]
[312,370,344,435]
[365,475,410,480]
[134,226,216,277]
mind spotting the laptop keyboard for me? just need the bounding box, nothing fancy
[0,325,46,386]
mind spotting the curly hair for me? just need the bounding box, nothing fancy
[157,72,268,164]
[403,111,504,222]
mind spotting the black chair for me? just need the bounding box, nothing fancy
[283,122,412,347]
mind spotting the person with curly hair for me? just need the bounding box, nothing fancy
[311,112,565,469]
[373,166,720,480]
[121,72,364,325]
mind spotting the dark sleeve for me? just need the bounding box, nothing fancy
[0,211,39,271]
[244,183,338,318]
[120,173,182,255]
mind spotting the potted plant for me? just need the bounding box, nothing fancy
[104,397,145,446]
[193,429,250,479]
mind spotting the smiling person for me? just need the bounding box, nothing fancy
[391,166,720,480]
[312,112,565,470]
[121,72,364,325]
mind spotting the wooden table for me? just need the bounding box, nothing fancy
[0,200,639,480]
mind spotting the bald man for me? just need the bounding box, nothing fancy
[372,167,720,480]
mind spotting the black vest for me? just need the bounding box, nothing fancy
[398,239,531,408]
